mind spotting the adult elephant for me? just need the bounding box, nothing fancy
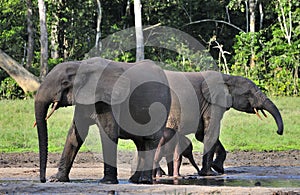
[159,70,284,176]
[34,57,171,184]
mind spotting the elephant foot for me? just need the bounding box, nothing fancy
[99,176,118,184]
[49,173,70,182]
[128,171,141,183]
[139,174,153,184]
[199,168,217,176]
[159,167,166,176]
[211,162,225,174]
[129,171,153,184]
[153,167,165,178]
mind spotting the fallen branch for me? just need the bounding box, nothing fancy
[0,49,41,93]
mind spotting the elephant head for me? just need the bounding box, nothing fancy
[34,58,130,182]
[201,71,283,136]
[34,61,80,182]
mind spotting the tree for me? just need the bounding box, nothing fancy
[38,0,48,79]
[95,0,102,53]
[134,0,144,61]
[49,0,59,59]
[25,0,34,69]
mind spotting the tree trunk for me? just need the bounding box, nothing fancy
[123,0,131,29]
[245,0,249,32]
[259,1,264,30]
[38,0,48,79]
[0,50,40,92]
[50,0,59,59]
[26,0,34,69]
[134,0,144,61]
[249,0,257,68]
[57,0,64,58]
[95,0,102,53]
[249,0,256,33]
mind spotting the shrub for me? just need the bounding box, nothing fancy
[0,77,25,99]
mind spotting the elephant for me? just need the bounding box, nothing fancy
[34,57,171,184]
[153,127,200,177]
[158,70,284,176]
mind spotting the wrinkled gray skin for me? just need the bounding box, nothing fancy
[34,57,171,184]
[153,128,200,177]
[161,70,284,176]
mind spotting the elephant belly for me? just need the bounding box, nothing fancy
[166,111,180,130]
[166,103,200,135]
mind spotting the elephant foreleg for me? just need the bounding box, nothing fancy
[153,135,165,178]
[173,142,182,177]
[50,119,89,182]
[165,155,174,176]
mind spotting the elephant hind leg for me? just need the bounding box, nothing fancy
[182,144,201,175]
[129,149,143,183]
[199,106,225,176]
[130,138,156,184]
[97,111,119,184]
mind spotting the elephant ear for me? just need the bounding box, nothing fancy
[201,71,232,108]
[73,57,130,105]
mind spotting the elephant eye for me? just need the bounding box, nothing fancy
[62,80,70,88]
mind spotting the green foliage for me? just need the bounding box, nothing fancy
[231,26,299,96]
[1,0,300,98]
[0,77,25,99]
[231,0,300,96]
[0,0,27,60]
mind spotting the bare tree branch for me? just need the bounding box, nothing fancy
[182,19,245,32]
[0,50,40,92]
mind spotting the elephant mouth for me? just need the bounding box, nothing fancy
[33,101,59,127]
[253,108,268,120]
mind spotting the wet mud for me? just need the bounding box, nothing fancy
[0,151,300,194]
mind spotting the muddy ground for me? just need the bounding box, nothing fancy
[0,150,300,194]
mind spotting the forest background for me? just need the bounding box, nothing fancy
[0,0,299,98]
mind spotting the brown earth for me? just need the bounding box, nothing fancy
[0,150,300,194]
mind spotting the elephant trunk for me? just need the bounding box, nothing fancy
[34,99,50,183]
[263,99,284,135]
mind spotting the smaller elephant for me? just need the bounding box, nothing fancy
[153,128,200,177]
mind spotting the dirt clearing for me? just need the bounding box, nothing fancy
[1,150,300,194]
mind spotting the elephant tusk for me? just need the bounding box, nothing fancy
[33,102,59,128]
[254,108,262,120]
[261,109,268,118]
[45,102,59,120]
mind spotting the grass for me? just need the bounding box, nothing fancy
[0,97,299,153]
[220,97,300,151]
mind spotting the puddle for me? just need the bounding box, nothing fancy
[153,177,300,187]
[1,166,300,188]
[2,177,299,188]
